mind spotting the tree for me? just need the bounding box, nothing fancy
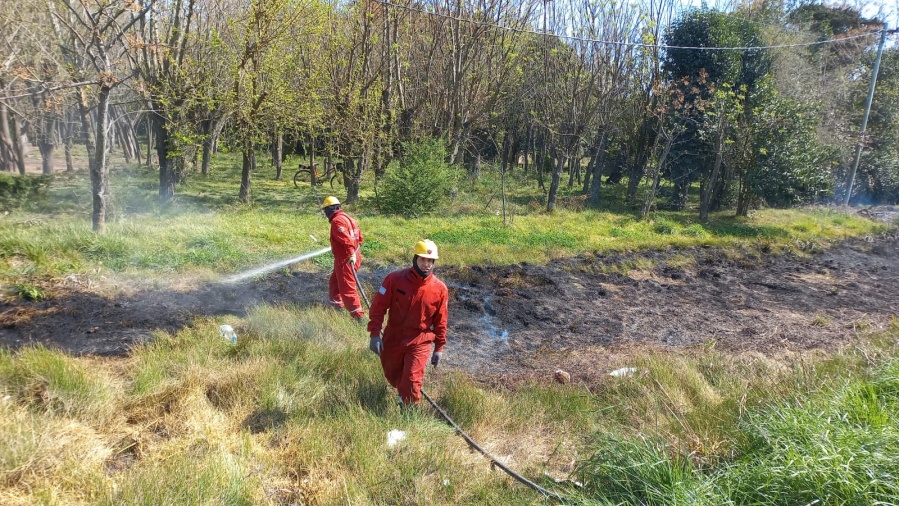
[224,0,311,204]
[845,47,899,204]
[662,9,771,213]
[52,0,149,231]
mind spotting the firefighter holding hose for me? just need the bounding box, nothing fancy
[321,196,365,322]
[367,239,448,406]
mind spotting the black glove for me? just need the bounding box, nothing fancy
[431,350,443,366]
[369,335,383,356]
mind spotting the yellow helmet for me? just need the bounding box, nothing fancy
[321,196,340,209]
[413,239,439,259]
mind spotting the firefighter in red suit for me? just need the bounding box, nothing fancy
[321,196,365,321]
[367,239,448,405]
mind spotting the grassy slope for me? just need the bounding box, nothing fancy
[0,157,897,505]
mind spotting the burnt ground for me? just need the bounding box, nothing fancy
[2,213,898,386]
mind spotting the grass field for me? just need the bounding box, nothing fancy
[0,155,897,505]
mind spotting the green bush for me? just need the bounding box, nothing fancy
[0,174,52,211]
[376,138,459,217]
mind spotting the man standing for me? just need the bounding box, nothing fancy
[367,239,448,406]
[322,196,365,321]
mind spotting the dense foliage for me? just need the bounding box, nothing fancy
[0,1,896,228]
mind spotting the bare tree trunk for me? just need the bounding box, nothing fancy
[34,104,58,175]
[736,149,756,217]
[271,130,283,180]
[91,85,111,232]
[112,108,132,163]
[642,134,673,219]
[64,128,74,172]
[343,155,362,203]
[77,88,97,174]
[464,147,480,179]
[627,119,654,203]
[145,115,153,167]
[700,123,726,223]
[152,110,175,201]
[523,125,531,176]
[536,145,546,193]
[588,133,609,207]
[39,136,55,174]
[200,119,213,176]
[63,109,75,172]
[10,115,27,175]
[126,112,142,165]
[501,134,509,225]
[0,100,15,172]
[546,154,564,211]
[239,142,253,204]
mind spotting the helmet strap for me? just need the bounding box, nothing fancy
[412,255,432,279]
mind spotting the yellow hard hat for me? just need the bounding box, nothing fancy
[321,196,340,209]
[413,239,439,259]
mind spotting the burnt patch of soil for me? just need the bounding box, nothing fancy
[443,234,899,383]
[2,235,898,386]
[0,271,332,355]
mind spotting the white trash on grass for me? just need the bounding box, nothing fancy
[220,325,237,344]
[387,429,407,448]
[609,367,639,377]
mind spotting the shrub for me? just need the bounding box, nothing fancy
[0,174,52,211]
[376,138,459,217]
[14,283,46,301]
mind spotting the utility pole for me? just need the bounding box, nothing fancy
[843,27,891,205]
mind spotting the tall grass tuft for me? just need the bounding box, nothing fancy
[718,360,899,505]
[576,432,721,505]
[0,347,116,423]
[0,402,111,503]
[99,445,260,505]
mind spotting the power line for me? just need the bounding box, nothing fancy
[375,0,887,51]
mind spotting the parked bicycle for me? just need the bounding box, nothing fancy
[293,162,342,189]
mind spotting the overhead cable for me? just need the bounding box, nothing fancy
[374,0,886,51]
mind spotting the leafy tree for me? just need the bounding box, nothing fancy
[662,9,771,212]
[847,48,899,204]
[783,4,885,202]
[739,77,835,212]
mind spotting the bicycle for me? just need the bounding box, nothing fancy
[293,162,341,189]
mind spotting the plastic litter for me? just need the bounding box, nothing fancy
[220,325,237,345]
[387,429,407,448]
[609,367,638,377]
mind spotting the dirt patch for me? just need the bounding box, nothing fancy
[2,231,898,385]
[444,233,899,385]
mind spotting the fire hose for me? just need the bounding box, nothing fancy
[351,267,568,503]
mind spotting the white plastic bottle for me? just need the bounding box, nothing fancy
[220,325,237,344]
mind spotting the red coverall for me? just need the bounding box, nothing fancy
[327,209,364,318]
[367,267,448,404]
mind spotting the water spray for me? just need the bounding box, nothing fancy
[222,246,332,284]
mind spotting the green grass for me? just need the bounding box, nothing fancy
[0,154,890,285]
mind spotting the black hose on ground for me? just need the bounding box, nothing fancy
[420,388,568,503]
[355,280,568,503]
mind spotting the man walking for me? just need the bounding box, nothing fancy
[321,196,365,321]
[367,239,448,405]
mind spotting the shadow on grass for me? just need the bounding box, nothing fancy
[243,407,288,433]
